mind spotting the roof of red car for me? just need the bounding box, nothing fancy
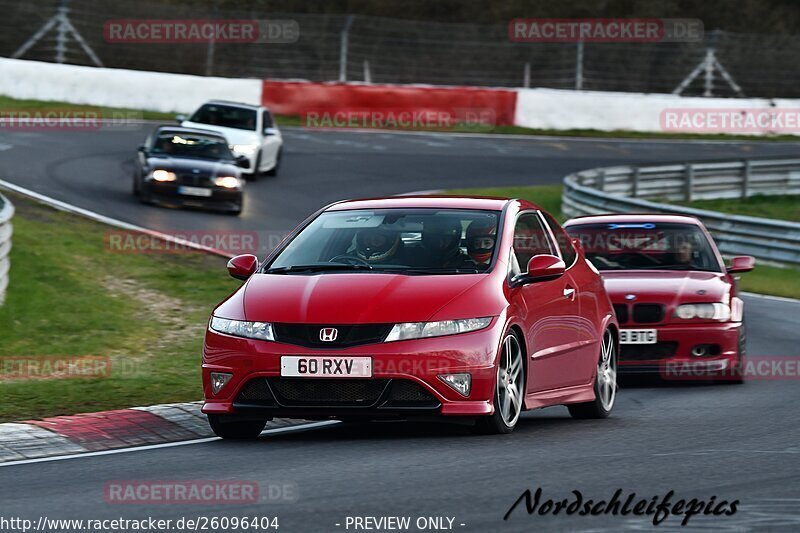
[563,213,702,227]
[326,195,519,211]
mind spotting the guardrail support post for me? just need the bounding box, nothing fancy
[632,167,640,197]
[684,163,694,202]
[742,159,751,199]
[596,169,605,191]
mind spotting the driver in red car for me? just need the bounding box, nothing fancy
[355,226,402,263]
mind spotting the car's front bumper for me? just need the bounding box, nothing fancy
[201,319,504,419]
[618,322,742,379]
[143,182,242,212]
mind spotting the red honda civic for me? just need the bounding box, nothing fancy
[202,196,618,438]
[563,214,754,382]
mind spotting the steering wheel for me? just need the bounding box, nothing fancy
[328,254,372,268]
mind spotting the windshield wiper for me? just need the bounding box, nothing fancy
[383,267,482,275]
[264,263,373,274]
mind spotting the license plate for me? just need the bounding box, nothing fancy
[620,329,657,344]
[280,356,372,378]
[178,186,212,197]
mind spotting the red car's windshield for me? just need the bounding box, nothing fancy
[566,222,722,272]
[267,208,501,274]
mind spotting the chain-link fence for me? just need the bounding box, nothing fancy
[3,0,800,98]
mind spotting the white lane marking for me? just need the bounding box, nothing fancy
[0,178,234,258]
[742,291,800,305]
[0,143,12,151]
[395,189,444,196]
[281,126,800,146]
[0,421,340,468]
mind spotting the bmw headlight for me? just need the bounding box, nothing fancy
[231,144,258,156]
[214,176,241,189]
[674,303,731,321]
[210,317,275,341]
[150,169,177,182]
[384,317,492,342]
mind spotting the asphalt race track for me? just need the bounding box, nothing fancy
[1,127,799,531]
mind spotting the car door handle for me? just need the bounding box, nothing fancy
[563,287,576,300]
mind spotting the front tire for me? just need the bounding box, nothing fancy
[265,148,281,177]
[568,329,617,419]
[474,331,525,435]
[208,414,266,440]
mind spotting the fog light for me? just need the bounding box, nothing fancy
[210,372,233,395]
[438,373,471,397]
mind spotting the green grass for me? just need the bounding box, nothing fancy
[0,192,238,422]
[3,95,800,141]
[0,95,175,122]
[446,184,564,220]
[445,184,800,300]
[679,194,800,223]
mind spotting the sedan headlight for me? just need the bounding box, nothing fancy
[674,303,731,321]
[384,317,492,342]
[151,169,177,182]
[231,144,258,156]
[214,176,241,189]
[210,317,275,341]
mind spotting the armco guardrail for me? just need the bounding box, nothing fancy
[562,157,800,266]
[0,192,13,304]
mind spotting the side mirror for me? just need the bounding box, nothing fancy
[263,127,278,136]
[137,144,146,153]
[234,155,250,168]
[728,255,755,274]
[175,114,187,123]
[227,254,258,280]
[513,254,566,286]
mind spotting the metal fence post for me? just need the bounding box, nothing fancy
[363,60,371,83]
[632,167,640,197]
[685,163,694,202]
[596,169,605,191]
[523,63,531,88]
[742,159,751,199]
[575,41,584,90]
[338,15,355,82]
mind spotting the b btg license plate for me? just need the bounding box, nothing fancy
[620,329,657,345]
[280,356,372,378]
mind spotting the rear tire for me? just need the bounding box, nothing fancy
[208,414,266,440]
[473,331,525,435]
[568,329,617,419]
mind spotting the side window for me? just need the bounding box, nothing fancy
[542,212,577,267]
[513,213,554,271]
[262,110,274,130]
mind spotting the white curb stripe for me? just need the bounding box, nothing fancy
[0,178,235,258]
[0,421,340,468]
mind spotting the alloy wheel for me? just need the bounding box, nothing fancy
[497,333,524,427]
